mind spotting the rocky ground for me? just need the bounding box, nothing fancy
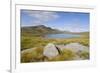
[21,43,89,63]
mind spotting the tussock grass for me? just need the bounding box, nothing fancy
[21,47,44,63]
[21,36,89,50]
[21,33,89,63]
[48,49,76,61]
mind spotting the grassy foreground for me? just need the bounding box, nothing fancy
[21,35,89,50]
[21,33,89,63]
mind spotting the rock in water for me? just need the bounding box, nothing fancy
[43,43,59,59]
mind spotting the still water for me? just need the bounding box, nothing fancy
[45,33,81,39]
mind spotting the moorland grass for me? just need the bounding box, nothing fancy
[21,35,89,50]
[21,33,89,62]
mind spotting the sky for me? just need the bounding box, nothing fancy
[21,9,90,32]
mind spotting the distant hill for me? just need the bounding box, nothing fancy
[21,25,89,37]
[21,25,64,36]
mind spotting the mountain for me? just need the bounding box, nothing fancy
[21,25,64,36]
[21,25,89,37]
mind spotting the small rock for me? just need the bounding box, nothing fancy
[21,48,36,54]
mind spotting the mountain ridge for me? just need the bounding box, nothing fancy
[21,25,89,36]
[21,25,63,36]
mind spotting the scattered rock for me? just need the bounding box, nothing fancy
[21,48,36,54]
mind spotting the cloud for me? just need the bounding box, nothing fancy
[22,10,59,25]
[60,23,89,32]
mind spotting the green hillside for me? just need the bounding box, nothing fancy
[21,25,63,37]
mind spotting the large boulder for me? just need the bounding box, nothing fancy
[65,43,89,52]
[43,43,59,59]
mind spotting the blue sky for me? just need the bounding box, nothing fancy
[21,10,89,32]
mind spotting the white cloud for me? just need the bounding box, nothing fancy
[23,10,59,25]
[58,23,89,32]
